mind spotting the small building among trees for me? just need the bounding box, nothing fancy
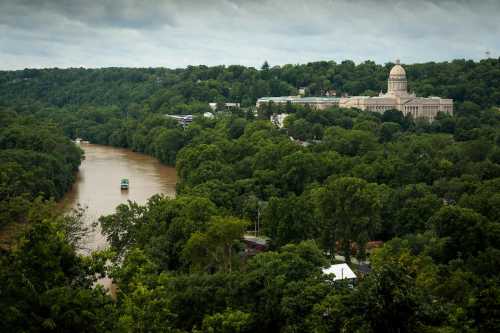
[242,235,269,256]
[322,263,357,283]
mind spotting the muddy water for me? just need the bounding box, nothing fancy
[61,143,176,287]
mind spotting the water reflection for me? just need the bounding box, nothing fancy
[62,143,177,252]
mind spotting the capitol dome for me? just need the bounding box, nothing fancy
[389,60,406,77]
[387,59,408,95]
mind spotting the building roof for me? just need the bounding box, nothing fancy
[357,263,372,274]
[257,96,340,104]
[165,114,193,121]
[322,263,357,281]
[389,63,406,77]
[243,235,269,246]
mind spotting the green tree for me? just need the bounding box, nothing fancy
[429,206,489,262]
[262,194,318,247]
[0,218,115,332]
[317,177,385,262]
[200,309,252,333]
[183,216,248,273]
[380,121,401,142]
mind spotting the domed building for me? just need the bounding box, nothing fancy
[339,60,453,120]
[387,61,408,96]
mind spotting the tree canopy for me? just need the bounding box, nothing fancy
[2,58,500,331]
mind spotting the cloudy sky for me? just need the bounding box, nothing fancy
[1,0,499,70]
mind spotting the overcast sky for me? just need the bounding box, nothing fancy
[1,0,499,70]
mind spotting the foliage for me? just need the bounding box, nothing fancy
[0,112,82,230]
[0,210,115,332]
[183,216,248,273]
[3,58,500,331]
[316,177,386,261]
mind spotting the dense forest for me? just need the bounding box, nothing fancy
[0,111,82,232]
[1,58,500,332]
[1,58,500,112]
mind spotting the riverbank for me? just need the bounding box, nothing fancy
[60,143,177,252]
[0,113,84,250]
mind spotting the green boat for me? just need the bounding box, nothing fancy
[120,178,129,190]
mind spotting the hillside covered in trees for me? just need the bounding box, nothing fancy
[1,58,499,112]
[1,59,500,332]
[0,112,82,233]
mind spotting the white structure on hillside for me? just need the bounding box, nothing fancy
[165,114,193,126]
[339,60,453,121]
[323,263,357,282]
[209,102,240,111]
[257,96,340,110]
[257,60,453,121]
[270,113,288,128]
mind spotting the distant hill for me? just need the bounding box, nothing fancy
[1,58,499,112]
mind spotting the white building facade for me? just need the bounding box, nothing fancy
[339,60,453,121]
[256,96,340,110]
[258,60,453,121]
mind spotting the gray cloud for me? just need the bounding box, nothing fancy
[1,0,178,29]
[0,0,499,69]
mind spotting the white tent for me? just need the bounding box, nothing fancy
[322,263,357,281]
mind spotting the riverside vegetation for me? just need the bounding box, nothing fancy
[1,59,500,332]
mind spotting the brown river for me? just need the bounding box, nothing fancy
[61,143,177,253]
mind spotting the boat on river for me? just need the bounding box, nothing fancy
[120,178,129,190]
[73,138,90,144]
